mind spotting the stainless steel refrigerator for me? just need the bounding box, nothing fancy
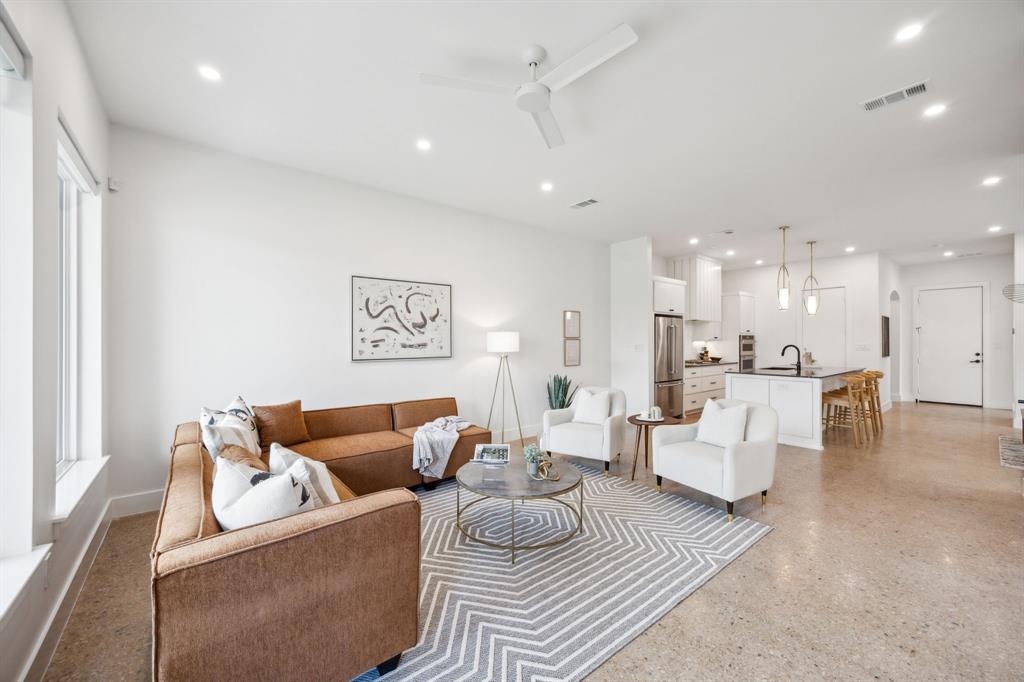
[654,314,684,418]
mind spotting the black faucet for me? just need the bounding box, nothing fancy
[781,344,802,374]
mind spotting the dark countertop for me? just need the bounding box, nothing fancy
[684,361,739,367]
[724,366,864,379]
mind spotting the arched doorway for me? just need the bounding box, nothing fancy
[890,290,901,400]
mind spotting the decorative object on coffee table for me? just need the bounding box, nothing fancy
[351,275,451,360]
[628,413,680,481]
[523,442,543,476]
[564,338,581,366]
[456,457,583,563]
[485,331,525,445]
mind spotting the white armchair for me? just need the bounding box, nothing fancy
[652,399,778,521]
[540,387,626,475]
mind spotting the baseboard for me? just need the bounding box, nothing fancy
[23,499,112,681]
[882,401,892,412]
[492,422,540,444]
[109,488,163,518]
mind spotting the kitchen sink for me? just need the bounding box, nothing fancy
[762,366,798,371]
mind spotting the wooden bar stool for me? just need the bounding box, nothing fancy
[823,374,870,447]
[863,370,884,434]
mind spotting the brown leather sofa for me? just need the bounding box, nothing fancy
[151,397,489,681]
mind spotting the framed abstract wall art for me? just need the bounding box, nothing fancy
[351,276,452,361]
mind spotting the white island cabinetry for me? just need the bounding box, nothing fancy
[725,368,859,450]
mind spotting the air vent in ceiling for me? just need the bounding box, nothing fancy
[956,252,984,259]
[862,79,929,112]
[570,198,599,209]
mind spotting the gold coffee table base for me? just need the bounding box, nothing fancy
[455,477,584,564]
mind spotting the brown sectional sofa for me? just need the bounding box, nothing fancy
[152,397,489,681]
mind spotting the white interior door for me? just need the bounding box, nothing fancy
[917,286,983,406]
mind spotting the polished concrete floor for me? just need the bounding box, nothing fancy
[43,403,1023,680]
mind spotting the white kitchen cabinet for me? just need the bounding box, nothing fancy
[726,374,770,404]
[724,372,826,450]
[720,292,755,360]
[652,277,686,315]
[672,255,721,321]
[769,379,815,439]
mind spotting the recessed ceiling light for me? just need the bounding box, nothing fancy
[725,250,735,256]
[895,23,923,42]
[922,103,947,118]
[416,138,431,152]
[540,181,553,192]
[943,251,954,257]
[755,259,764,265]
[845,246,856,253]
[988,225,1002,232]
[688,237,699,245]
[197,65,222,82]
[982,176,1002,186]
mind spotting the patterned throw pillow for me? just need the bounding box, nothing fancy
[269,443,340,506]
[211,457,322,531]
[200,396,260,461]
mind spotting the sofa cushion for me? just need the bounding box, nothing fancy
[696,399,748,449]
[546,422,604,458]
[212,458,322,531]
[270,443,340,506]
[254,400,311,452]
[303,404,393,440]
[288,431,412,461]
[572,389,610,425]
[658,439,725,498]
[218,443,269,471]
[392,397,458,430]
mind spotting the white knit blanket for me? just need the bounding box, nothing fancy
[412,416,471,478]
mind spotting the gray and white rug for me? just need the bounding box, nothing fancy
[356,464,772,681]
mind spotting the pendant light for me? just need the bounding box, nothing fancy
[777,226,790,310]
[802,240,820,315]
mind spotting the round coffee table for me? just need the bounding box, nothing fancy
[455,458,583,563]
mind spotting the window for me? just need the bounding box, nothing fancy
[56,144,88,478]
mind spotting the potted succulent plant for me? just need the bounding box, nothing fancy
[523,442,543,476]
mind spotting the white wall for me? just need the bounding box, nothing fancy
[0,0,110,679]
[898,254,1014,409]
[106,126,611,498]
[1015,233,1023,428]
[878,254,902,406]
[610,237,653,416]
[722,252,883,374]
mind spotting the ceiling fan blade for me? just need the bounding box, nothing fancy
[419,73,511,95]
[538,23,638,92]
[531,108,565,148]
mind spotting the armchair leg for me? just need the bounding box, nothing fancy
[656,475,662,492]
[546,451,551,457]
[726,501,734,523]
[604,460,609,477]
[377,653,402,675]
[761,490,767,508]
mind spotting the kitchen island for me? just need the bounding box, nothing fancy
[724,366,863,450]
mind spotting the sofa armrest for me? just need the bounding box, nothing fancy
[723,439,777,502]
[152,489,420,681]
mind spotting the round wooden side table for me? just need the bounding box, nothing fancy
[627,414,681,480]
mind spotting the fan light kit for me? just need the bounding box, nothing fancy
[777,226,791,310]
[419,24,639,149]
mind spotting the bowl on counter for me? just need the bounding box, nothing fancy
[709,356,722,363]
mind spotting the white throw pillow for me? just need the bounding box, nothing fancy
[269,443,341,506]
[200,396,260,461]
[696,399,748,448]
[212,457,321,531]
[572,389,611,425]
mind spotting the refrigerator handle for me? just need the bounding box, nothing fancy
[668,324,675,375]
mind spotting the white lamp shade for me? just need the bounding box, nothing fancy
[778,287,790,310]
[486,331,520,353]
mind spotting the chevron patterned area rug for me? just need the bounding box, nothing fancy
[355,464,772,682]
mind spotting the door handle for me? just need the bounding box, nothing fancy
[969,359,982,364]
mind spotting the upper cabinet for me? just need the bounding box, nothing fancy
[723,291,755,335]
[672,255,722,321]
[653,276,686,315]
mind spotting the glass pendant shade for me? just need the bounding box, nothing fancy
[777,225,791,310]
[802,240,821,316]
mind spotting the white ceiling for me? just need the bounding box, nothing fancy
[67,1,1023,268]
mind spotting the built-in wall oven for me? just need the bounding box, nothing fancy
[739,334,755,372]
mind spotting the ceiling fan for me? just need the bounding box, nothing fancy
[419,23,639,149]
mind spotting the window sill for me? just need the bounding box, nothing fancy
[52,456,109,525]
[0,544,51,630]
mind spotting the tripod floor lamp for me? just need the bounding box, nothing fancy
[486,331,525,446]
